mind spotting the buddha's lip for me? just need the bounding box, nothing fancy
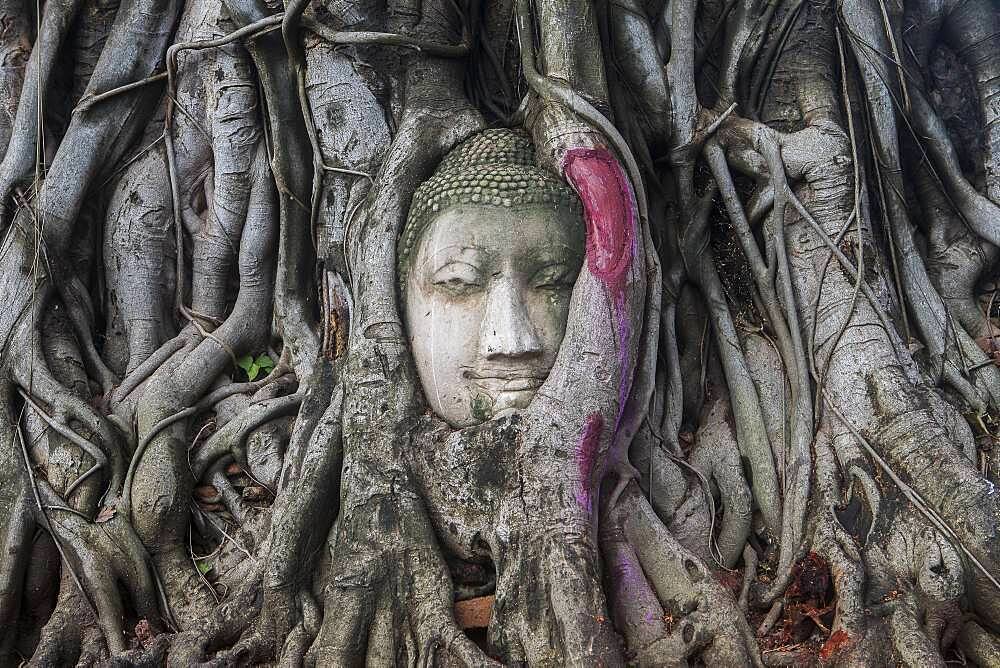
[474,378,545,394]
[462,368,550,381]
[463,368,549,393]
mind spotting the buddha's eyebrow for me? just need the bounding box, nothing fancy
[524,242,583,263]
[420,244,482,270]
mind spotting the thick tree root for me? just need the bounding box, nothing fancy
[28,576,107,668]
[610,484,762,666]
[5,0,1000,665]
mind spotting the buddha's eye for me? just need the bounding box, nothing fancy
[431,262,483,295]
[531,263,576,291]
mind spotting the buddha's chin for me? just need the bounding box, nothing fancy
[491,389,537,413]
[450,387,540,427]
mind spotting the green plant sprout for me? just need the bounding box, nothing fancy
[236,353,275,381]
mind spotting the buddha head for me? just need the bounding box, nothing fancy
[399,128,585,428]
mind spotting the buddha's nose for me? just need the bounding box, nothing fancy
[479,278,543,360]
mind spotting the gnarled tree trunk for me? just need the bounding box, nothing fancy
[1,0,1000,665]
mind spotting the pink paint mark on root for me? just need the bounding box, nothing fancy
[563,148,640,426]
[562,147,637,290]
[575,412,604,512]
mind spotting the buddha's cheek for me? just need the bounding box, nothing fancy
[407,292,486,427]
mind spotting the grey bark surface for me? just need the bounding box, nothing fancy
[1,0,1000,665]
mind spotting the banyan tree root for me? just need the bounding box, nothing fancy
[4,0,1000,665]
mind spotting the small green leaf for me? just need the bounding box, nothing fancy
[256,354,274,371]
[236,355,254,373]
[196,560,212,575]
[247,363,260,381]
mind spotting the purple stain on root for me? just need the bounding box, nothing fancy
[562,147,637,291]
[563,148,641,513]
[575,412,604,512]
[563,147,640,425]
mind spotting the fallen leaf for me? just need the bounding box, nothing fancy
[194,485,221,503]
[134,619,156,649]
[242,485,268,501]
[819,629,851,661]
[975,336,998,355]
[196,502,224,512]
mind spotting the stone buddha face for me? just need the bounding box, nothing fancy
[399,129,585,428]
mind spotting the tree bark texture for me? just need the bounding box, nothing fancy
[1,0,1000,665]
